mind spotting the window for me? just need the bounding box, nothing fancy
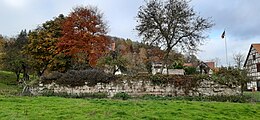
[253,54,256,60]
[257,63,260,72]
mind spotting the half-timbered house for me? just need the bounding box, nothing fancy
[244,44,260,91]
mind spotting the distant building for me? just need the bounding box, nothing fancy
[151,62,184,75]
[197,61,215,75]
[183,63,194,67]
[244,44,260,91]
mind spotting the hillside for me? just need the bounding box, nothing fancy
[0,71,20,95]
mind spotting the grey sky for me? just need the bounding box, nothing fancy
[191,0,260,66]
[0,0,259,66]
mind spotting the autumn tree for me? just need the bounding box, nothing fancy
[97,51,128,75]
[24,14,70,76]
[136,0,213,74]
[57,6,110,67]
[2,40,22,81]
[1,30,29,82]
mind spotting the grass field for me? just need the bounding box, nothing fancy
[0,71,260,119]
[0,96,259,120]
[244,91,260,102]
[0,71,21,95]
[0,71,17,85]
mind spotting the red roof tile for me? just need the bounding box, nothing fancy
[244,43,260,67]
[205,62,215,69]
[183,63,193,67]
[252,44,260,53]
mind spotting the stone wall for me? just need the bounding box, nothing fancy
[30,79,241,97]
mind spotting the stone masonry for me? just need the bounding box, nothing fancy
[30,79,241,97]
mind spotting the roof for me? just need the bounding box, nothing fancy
[252,44,260,53]
[205,62,215,69]
[244,43,260,67]
[183,63,194,67]
[198,61,215,70]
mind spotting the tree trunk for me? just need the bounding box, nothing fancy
[37,69,45,77]
[113,65,117,75]
[37,65,48,77]
[22,63,29,81]
[241,83,244,95]
[160,49,171,75]
[15,71,20,83]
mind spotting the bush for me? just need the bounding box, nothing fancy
[113,92,131,100]
[41,90,55,97]
[211,67,252,94]
[41,69,115,87]
[40,71,63,84]
[149,74,167,85]
[212,67,250,86]
[184,66,197,75]
[139,94,256,103]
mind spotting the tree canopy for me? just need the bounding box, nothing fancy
[57,6,110,67]
[24,14,68,76]
[136,0,213,73]
[1,30,29,81]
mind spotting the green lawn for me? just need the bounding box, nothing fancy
[0,71,259,119]
[0,70,38,95]
[0,96,259,120]
[0,71,21,95]
[0,71,17,85]
[244,91,260,102]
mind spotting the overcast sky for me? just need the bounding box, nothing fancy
[0,0,259,66]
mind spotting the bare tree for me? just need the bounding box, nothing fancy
[233,52,245,69]
[136,0,213,74]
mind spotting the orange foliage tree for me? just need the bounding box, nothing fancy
[57,6,110,67]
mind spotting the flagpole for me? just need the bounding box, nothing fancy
[221,29,228,67]
[224,32,228,66]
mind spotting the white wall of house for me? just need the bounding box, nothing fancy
[247,81,257,91]
[114,65,123,75]
[151,63,184,75]
[245,46,260,90]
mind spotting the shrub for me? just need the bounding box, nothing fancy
[203,95,255,103]
[149,74,167,85]
[42,71,62,80]
[41,69,115,87]
[113,92,131,100]
[139,94,256,103]
[41,90,55,97]
[184,66,197,75]
[212,67,252,94]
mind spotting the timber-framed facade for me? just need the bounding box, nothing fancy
[244,44,260,91]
